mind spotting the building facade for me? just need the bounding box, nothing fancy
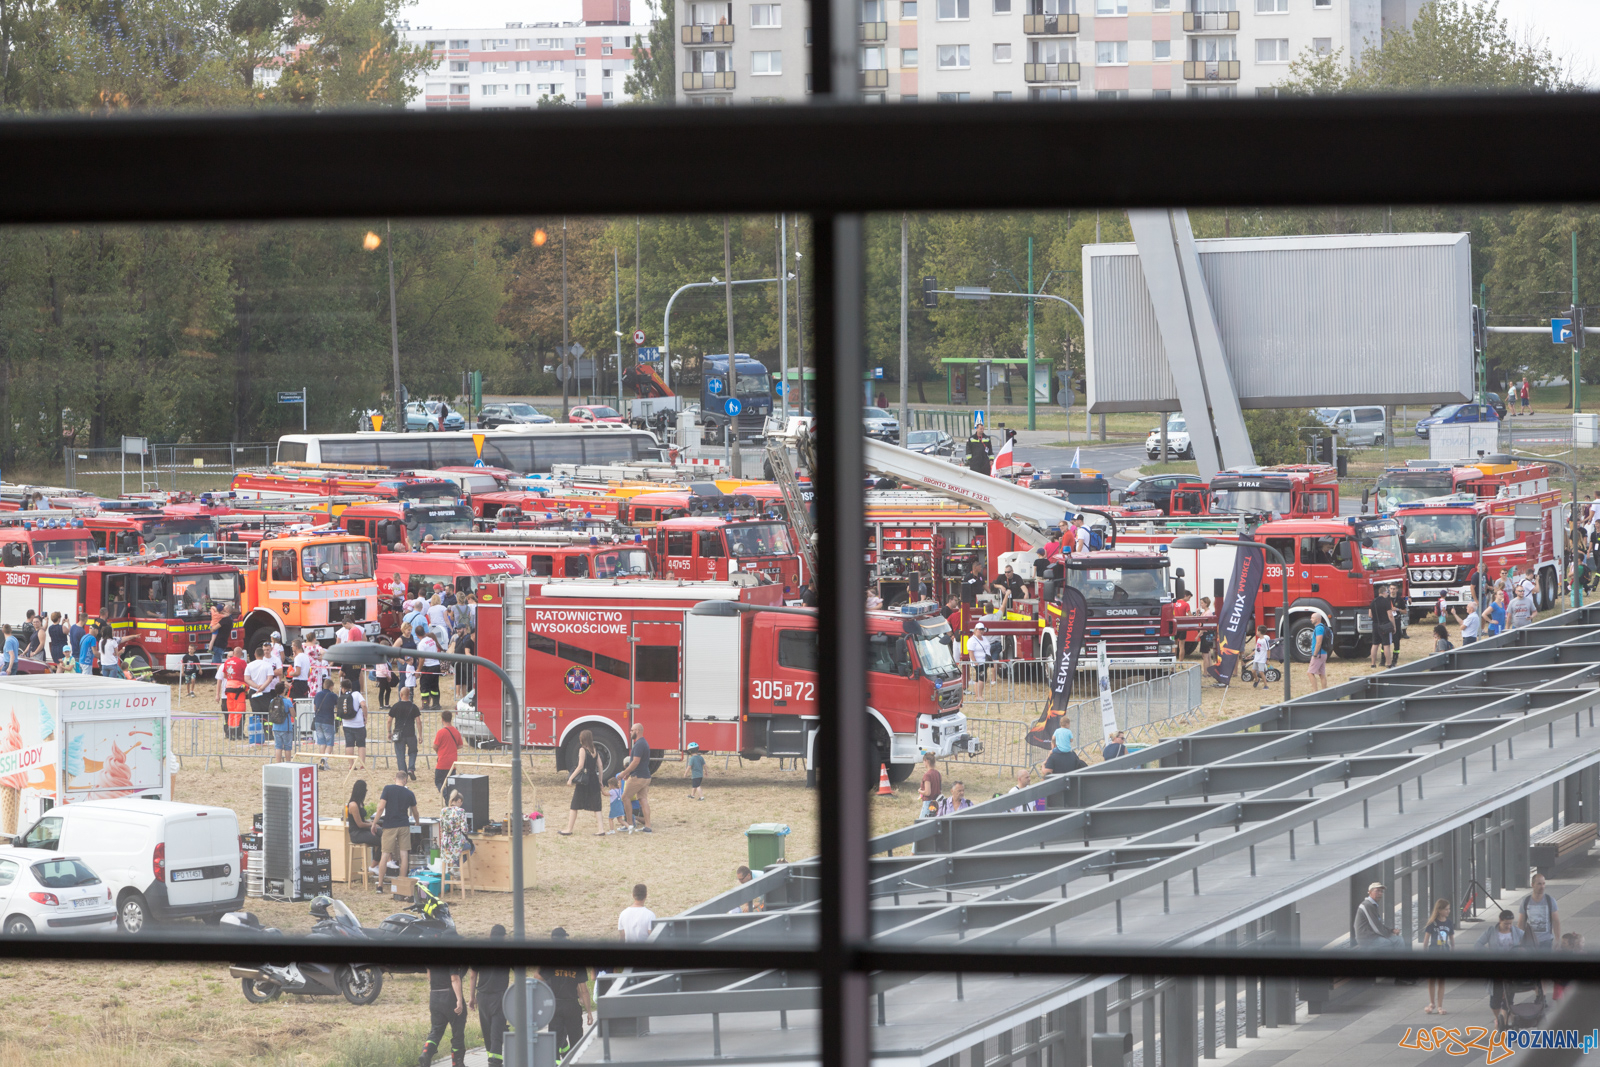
[675,0,1418,105]
[403,0,652,110]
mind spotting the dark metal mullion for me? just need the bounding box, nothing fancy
[815,209,872,1067]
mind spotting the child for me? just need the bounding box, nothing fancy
[605,776,625,833]
[181,641,201,697]
[1433,624,1453,653]
[374,651,393,708]
[686,741,706,800]
[1250,632,1271,689]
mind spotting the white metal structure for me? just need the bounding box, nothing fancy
[861,437,1073,548]
[274,424,661,474]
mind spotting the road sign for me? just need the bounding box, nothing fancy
[568,341,585,357]
[707,378,724,395]
[637,346,661,363]
[973,409,985,425]
[873,367,884,380]
[555,364,573,382]
[1553,318,1574,344]
[773,381,785,396]
[278,391,303,404]
[632,329,647,345]
[724,398,742,417]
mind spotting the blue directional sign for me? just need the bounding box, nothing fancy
[773,381,785,396]
[707,378,724,395]
[1554,318,1574,344]
[637,346,661,363]
[724,398,742,417]
[873,367,885,380]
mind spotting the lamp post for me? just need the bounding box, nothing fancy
[326,642,528,1056]
[661,275,791,392]
[1170,536,1292,705]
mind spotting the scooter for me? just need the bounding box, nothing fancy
[227,894,384,1005]
[375,882,456,974]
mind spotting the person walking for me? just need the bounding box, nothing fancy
[915,751,942,819]
[1476,909,1528,1029]
[537,929,593,1062]
[418,961,467,1067]
[1306,610,1330,691]
[561,728,605,836]
[345,780,381,869]
[1518,871,1560,950]
[373,768,419,891]
[617,883,655,941]
[309,679,338,760]
[1353,882,1407,951]
[618,723,653,832]
[1370,584,1397,669]
[432,710,465,793]
[46,613,68,667]
[219,646,248,741]
[964,424,993,476]
[78,625,98,678]
[438,788,472,879]
[389,687,421,781]
[337,677,368,770]
[967,623,990,699]
[470,926,511,1067]
[1519,376,1531,416]
[415,625,443,710]
[1420,897,1455,1015]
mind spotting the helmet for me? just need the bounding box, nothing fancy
[308,894,334,920]
[219,911,260,930]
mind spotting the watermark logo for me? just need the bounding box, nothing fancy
[1399,1026,1600,1064]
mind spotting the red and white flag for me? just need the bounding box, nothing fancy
[990,435,1015,475]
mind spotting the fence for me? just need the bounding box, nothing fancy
[64,441,276,494]
[1501,421,1575,454]
[955,664,1203,779]
[912,409,974,439]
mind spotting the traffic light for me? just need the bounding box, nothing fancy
[1471,304,1487,353]
[922,276,938,308]
[1572,305,1586,350]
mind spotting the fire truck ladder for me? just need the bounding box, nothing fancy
[763,435,818,582]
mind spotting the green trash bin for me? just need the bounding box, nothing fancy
[745,823,791,871]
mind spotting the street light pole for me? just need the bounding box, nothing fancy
[662,277,787,395]
[386,220,403,435]
[1026,237,1036,432]
[723,217,742,478]
[561,218,571,419]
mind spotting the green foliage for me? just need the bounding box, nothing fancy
[1243,408,1322,466]
[623,0,674,104]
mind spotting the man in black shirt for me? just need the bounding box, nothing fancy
[419,962,466,1067]
[1370,586,1396,669]
[537,927,593,1061]
[374,769,419,892]
[209,605,235,664]
[471,925,511,1067]
[389,688,422,782]
[964,425,993,475]
[960,563,983,607]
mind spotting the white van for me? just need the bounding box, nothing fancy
[11,800,244,932]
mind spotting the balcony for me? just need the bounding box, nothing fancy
[1182,59,1239,79]
[682,70,736,89]
[1023,13,1078,33]
[1023,61,1079,82]
[860,68,889,88]
[860,21,888,40]
[681,23,735,43]
[1182,10,1238,30]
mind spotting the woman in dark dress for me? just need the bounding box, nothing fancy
[561,729,605,836]
[345,780,381,870]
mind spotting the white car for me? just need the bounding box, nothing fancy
[0,848,116,935]
[1145,415,1194,461]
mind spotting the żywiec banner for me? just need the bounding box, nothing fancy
[1216,542,1266,687]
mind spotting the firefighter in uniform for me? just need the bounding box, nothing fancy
[964,425,993,475]
[538,929,593,1063]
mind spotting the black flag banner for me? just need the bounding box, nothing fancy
[1027,585,1090,749]
[1216,541,1266,687]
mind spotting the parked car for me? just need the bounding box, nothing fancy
[406,400,466,432]
[1144,415,1194,461]
[1414,402,1499,440]
[1314,405,1387,446]
[862,407,900,442]
[905,428,955,456]
[1116,473,1192,509]
[0,848,116,935]
[568,405,624,424]
[478,402,553,428]
[12,799,245,932]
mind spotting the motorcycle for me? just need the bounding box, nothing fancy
[375,882,456,974]
[227,894,384,1005]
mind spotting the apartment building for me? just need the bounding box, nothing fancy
[674,0,1417,104]
[403,0,652,110]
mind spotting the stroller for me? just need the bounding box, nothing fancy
[1496,978,1548,1030]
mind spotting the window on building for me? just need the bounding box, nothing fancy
[449,38,468,47]
[936,90,970,100]
[602,42,613,54]
[481,84,497,95]
[993,90,1011,100]
[937,0,969,19]
[575,43,586,55]
[449,82,468,93]
[993,0,1011,13]
[1030,37,1073,63]
[1095,0,1126,13]
[1152,0,1169,8]
[1186,82,1236,96]
[902,0,918,14]
[425,39,444,48]
[901,47,918,66]
[576,90,587,99]
[1028,85,1075,99]
[425,80,446,94]
[861,45,887,68]
[515,83,531,94]
[1255,86,1279,97]
[602,67,613,79]
[602,90,613,99]
[690,2,733,23]
[495,38,511,48]
[1313,0,1330,6]
[1187,34,1236,60]
[753,3,782,25]
[515,37,530,48]
[993,42,1011,61]
[1313,36,1332,53]
[1255,0,1287,10]
[690,48,732,71]
[1256,37,1289,61]
[1097,88,1128,99]
[862,0,886,19]
[753,50,784,73]
[1153,39,1170,60]
[937,43,970,67]
[1095,39,1128,64]
[864,91,887,101]
[450,60,468,71]
[623,35,632,45]
[1152,87,1172,97]
[901,92,918,101]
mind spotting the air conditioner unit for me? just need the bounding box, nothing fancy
[263,763,318,902]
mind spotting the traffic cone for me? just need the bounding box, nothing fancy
[877,764,893,795]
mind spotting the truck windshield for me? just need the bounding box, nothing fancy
[1068,566,1166,603]
[713,372,771,398]
[301,540,375,582]
[725,523,793,557]
[142,518,214,552]
[1401,513,1477,554]
[595,549,653,577]
[1373,473,1455,509]
[912,635,960,679]
[170,572,239,617]
[398,482,461,504]
[1357,526,1405,571]
[406,507,476,543]
[1212,489,1291,515]
[32,536,93,563]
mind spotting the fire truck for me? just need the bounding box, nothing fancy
[0,513,97,566]
[231,529,382,653]
[1369,458,1553,513]
[1395,490,1566,622]
[430,533,656,582]
[652,516,803,592]
[1209,464,1340,520]
[617,484,789,528]
[474,580,975,786]
[473,490,624,525]
[229,467,461,510]
[334,499,477,553]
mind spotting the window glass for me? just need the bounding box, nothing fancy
[778,629,819,671]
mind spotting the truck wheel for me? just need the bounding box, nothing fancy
[886,762,916,786]
[1288,621,1318,663]
[1540,571,1556,612]
[244,628,274,659]
[565,724,627,783]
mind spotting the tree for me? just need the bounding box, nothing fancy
[1243,408,1321,465]
[622,0,673,104]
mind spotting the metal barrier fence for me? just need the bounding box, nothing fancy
[911,409,974,439]
[954,664,1203,779]
[64,441,276,493]
[1501,421,1574,454]
[958,658,1191,706]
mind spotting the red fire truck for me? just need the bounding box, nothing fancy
[652,516,803,592]
[1209,464,1340,520]
[230,467,461,509]
[428,534,656,582]
[474,581,975,785]
[1395,491,1566,621]
[334,500,477,553]
[617,485,789,528]
[0,514,97,567]
[473,490,624,525]
[1369,458,1553,512]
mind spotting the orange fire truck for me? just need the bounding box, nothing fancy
[229,467,461,510]
[231,529,382,653]
[474,581,974,786]
[1209,464,1340,520]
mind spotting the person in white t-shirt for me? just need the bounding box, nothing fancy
[415,626,443,710]
[99,632,123,679]
[617,884,656,942]
[967,622,990,699]
[290,641,313,700]
[1074,522,1091,554]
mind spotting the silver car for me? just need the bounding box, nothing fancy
[862,407,900,442]
[1315,405,1387,446]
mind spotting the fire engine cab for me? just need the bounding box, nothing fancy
[652,516,802,591]
[1210,465,1340,520]
[1370,458,1553,513]
[0,514,96,567]
[430,534,656,583]
[474,581,975,786]
[235,530,381,652]
[336,500,477,553]
[1396,490,1566,621]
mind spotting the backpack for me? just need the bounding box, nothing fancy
[268,698,288,726]
[1087,527,1105,551]
[337,692,358,720]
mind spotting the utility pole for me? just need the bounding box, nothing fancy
[1574,230,1582,415]
[386,220,403,434]
[1026,235,1036,432]
[724,217,743,477]
[615,248,624,416]
[779,213,790,422]
[794,216,806,416]
[899,212,909,446]
[634,217,641,332]
[561,218,570,419]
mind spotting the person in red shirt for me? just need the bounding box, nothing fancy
[217,647,248,741]
[432,710,465,794]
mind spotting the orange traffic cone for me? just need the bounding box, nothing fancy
[877,764,893,795]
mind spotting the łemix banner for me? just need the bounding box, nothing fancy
[1216,542,1265,687]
